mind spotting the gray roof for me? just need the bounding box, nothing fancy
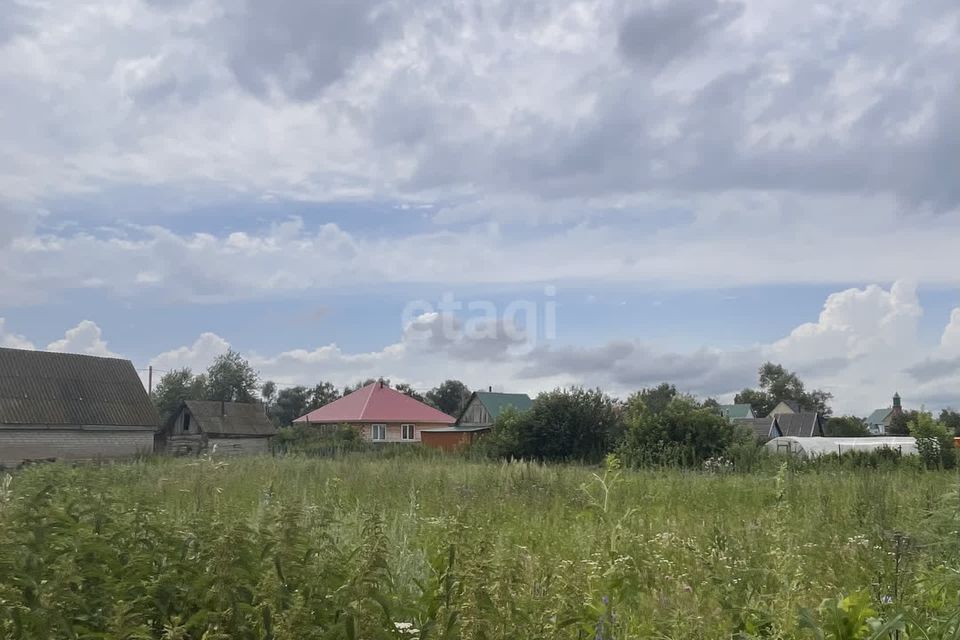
[0,347,159,428]
[176,400,276,436]
[866,408,893,425]
[737,417,779,442]
[776,412,824,437]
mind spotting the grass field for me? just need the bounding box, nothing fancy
[1,455,959,639]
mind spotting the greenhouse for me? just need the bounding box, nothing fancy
[765,436,918,458]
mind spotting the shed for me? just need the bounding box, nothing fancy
[0,347,159,468]
[765,436,917,458]
[157,400,276,456]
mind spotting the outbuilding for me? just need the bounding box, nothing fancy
[0,347,159,468]
[157,400,276,456]
[765,436,917,458]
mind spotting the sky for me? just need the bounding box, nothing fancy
[1,0,959,416]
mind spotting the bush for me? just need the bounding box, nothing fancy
[909,412,956,469]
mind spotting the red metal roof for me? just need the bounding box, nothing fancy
[294,382,456,424]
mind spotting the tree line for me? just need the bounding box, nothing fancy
[152,351,472,426]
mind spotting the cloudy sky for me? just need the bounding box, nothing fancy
[1,0,959,415]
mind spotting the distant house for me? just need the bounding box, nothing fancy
[718,403,755,422]
[420,391,534,451]
[294,380,455,443]
[737,417,781,442]
[0,347,159,468]
[775,412,826,437]
[866,393,903,435]
[768,400,801,417]
[156,400,276,456]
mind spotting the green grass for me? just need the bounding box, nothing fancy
[1,455,959,638]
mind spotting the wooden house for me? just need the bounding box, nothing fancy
[420,391,533,450]
[0,347,159,468]
[293,380,455,443]
[157,400,276,456]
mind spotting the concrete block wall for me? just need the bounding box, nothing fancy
[0,429,154,468]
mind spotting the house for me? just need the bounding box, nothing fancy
[420,390,534,451]
[156,400,276,456]
[293,380,455,443]
[775,412,826,437]
[866,393,903,435]
[0,347,159,468]
[768,400,801,416]
[736,416,781,442]
[718,403,755,422]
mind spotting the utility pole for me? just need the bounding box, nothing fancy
[148,365,153,397]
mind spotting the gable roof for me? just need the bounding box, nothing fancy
[175,400,276,436]
[294,382,456,425]
[466,391,533,422]
[718,403,754,420]
[0,347,159,428]
[736,417,780,442]
[866,408,893,425]
[775,412,824,437]
[769,400,802,415]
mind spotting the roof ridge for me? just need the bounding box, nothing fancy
[358,382,377,420]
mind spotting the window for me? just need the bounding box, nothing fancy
[371,424,386,441]
[401,424,415,441]
[182,413,191,433]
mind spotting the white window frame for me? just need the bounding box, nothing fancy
[401,424,416,441]
[371,424,386,441]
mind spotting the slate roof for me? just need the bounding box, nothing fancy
[176,400,276,436]
[770,400,802,415]
[0,347,159,428]
[775,412,824,437]
[866,408,893,425]
[718,403,754,420]
[294,382,456,424]
[736,417,780,442]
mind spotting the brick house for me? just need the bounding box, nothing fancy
[0,347,159,468]
[293,380,455,443]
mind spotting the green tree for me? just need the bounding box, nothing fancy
[205,350,259,403]
[484,387,619,463]
[151,368,208,423]
[635,382,678,415]
[617,395,740,467]
[825,416,870,437]
[308,381,340,408]
[394,382,426,403]
[342,378,381,395]
[938,409,960,435]
[426,380,471,416]
[267,381,341,427]
[888,409,920,436]
[909,411,956,469]
[735,362,833,416]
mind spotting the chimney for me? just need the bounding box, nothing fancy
[379,378,385,389]
[489,386,492,392]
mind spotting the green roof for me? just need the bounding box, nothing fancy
[718,404,754,420]
[474,392,533,420]
[866,408,893,425]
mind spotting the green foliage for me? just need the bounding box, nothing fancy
[618,395,741,467]
[394,382,426,403]
[908,411,956,469]
[735,362,834,416]
[425,380,471,416]
[152,368,209,423]
[826,416,871,437]
[205,349,259,403]
[482,387,619,462]
[634,382,678,415]
[267,382,342,427]
[939,408,960,435]
[2,459,960,638]
[887,409,919,436]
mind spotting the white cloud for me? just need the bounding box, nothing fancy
[45,320,119,357]
[0,318,34,349]
[150,332,231,373]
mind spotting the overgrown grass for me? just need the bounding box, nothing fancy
[1,455,959,638]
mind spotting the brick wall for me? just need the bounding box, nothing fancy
[0,429,154,468]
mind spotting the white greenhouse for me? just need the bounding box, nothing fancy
[764,436,917,458]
